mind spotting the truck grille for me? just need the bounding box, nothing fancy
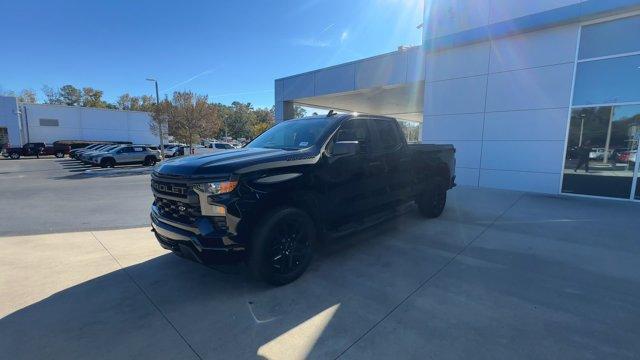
[151,179,189,199]
[155,198,201,224]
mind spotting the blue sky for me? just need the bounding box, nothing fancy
[0,0,423,109]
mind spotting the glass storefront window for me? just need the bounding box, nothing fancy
[579,14,640,60]
[573,54,640,106]
[562,105,640,199]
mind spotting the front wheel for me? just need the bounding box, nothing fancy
[248,207,316,286]
[9,152,20,160]
[143,156,157,166]
[55,151,64,158]
[416,180,448,218]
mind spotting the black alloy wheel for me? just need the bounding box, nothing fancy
[269,218,312,275]
[249,207,316,285]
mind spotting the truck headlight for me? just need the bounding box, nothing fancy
[195,180,238,195]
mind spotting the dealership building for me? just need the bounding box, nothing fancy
[0,96,159,148]
[275,0,640,201]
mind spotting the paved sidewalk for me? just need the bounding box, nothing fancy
[1,187,640,359]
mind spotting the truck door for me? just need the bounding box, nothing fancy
[320,118,375,229]
[368,118,413,207]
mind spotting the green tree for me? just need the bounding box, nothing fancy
[81,87,106,108]
[251,107,275,138]
[117,93,133,110]
[224,102,256,139]
[42,85,63,104]
[59,85,82,106]
[154,91,218,148]
[294,105,307,118]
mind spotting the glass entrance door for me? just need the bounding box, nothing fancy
[562,105,640,200]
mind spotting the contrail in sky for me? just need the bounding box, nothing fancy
[162,68,218,92]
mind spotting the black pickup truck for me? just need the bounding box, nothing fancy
[2,142,70,159]
[151,114,456,285]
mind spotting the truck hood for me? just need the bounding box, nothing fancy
[155,147,318,178]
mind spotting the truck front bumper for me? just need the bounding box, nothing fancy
[150,206,245,264]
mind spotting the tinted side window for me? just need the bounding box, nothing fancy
[214,143,226,149]
[371,119,401,152]
[332,119,370,154]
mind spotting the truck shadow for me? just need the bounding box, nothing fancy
[0,211,449,359]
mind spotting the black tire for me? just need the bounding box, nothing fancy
[416,179,448,218]
[144,156,157,166]
[100,158,115,168]
[55,151,64,158]
[248,207,316,286]
[9,152,20,160]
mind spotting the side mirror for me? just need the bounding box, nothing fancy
[331,141,359,156]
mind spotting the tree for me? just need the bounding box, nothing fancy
[153,91,219,149]
[81,87,106,108]
[117,93,133,110]
[42,85,63,104]
[0,89,37,103]
[139,95,156,112]
[251,107,275,138]
[149,99,171,145]
[59,85,82,106]
[224,102,256,139]
[294,105,307,118]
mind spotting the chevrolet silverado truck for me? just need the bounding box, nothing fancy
[2,142,70,159]
[150,114,456,285]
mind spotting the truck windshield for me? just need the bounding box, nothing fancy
[247,118,337,150]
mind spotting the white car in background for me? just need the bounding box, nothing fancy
[194,142,235,155]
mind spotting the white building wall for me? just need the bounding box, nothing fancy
[22,103,159,145]
[422,24,579,193]
[0,96,22,146]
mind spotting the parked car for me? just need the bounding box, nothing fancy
[589,148,612,160]
[164,145,187,158]
[150,114,456,285]
[194,141,235,155]
[618,150,638,165]
[92,145,160,168]
[78,144,121,162]
[83,144,126,164]
[69,143,106,159]
[2,142,70,159]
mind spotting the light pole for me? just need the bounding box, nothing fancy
[146,78,165,159]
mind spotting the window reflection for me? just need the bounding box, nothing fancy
[562,105,640,199]
[579,14,640,60]
[573,55,640,106]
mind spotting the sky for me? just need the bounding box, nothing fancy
[0,0,424,109]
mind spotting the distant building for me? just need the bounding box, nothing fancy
[0,96,159,146]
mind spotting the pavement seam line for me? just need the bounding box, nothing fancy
[90,231,203,360]
[334,193,526,359]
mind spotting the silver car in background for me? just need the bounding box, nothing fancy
[91,145,160,168]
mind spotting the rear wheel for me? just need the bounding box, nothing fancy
[417,179,447,218]
[100,158,115,168]
[9,152,20,160]
[248,207,316,286]
[55,151,64,158]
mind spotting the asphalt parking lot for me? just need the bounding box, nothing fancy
[1,157,640,359]
[0,157,153,236]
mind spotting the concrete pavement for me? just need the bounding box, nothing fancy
[1,186,640,359]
